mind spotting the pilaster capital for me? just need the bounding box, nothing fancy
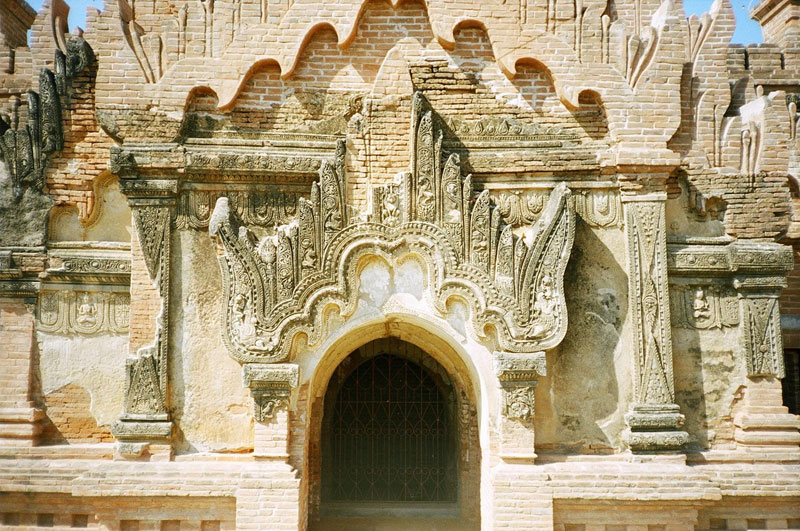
[243,363,299,422]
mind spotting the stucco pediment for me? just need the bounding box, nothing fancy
[209,93,576,363]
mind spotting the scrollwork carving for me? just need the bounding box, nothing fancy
[210,93,576,363]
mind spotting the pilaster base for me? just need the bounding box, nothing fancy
[733,377,800,456]
[112,416,173,460]
[624,404,689,451]
[0,405,45,447]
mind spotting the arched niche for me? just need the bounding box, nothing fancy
[301,321,485,529]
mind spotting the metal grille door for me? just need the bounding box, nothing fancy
[323,353,456,502]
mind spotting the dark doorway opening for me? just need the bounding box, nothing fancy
[322,346,458,504]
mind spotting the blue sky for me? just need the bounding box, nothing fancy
[28,0,764,44]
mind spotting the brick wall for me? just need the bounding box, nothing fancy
[40,383,114,444]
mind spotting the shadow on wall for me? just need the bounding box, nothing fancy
[536,218,628,454]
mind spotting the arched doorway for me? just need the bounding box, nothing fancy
[314,337,479,527]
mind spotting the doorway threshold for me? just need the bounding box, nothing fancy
[321,501,461,519]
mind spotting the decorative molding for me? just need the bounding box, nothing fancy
[44,253,131,285]
[243,364,299,422]
[210,93,577,363]
[493,189,622,229]
[38,290,129,335]
[112,141,337,181]
[175,190,303,231]
[441,115,578,149]
[0,36,93,201]
[667,241,793,276]
[669,284,739,330]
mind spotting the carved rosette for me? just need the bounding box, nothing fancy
[735,276,786,378]
[623,195,688,451]
[209,93,576,365]
[243,364,299,422]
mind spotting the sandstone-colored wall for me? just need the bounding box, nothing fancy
[535,221,632,453]
[170,229,254,453]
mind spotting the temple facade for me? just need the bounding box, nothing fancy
[1,0,799,528]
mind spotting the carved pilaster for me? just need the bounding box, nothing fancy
[494,352,546,460]
[622,194,688,451]
[733,268,800,454]
[0,251,44,446]
[112,176,177,457]
[243,364,299,458]
[735,275,786,378]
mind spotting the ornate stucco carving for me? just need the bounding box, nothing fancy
[38,290,130,335]
[114,180,176,444]
[667,241,792,379]
[669,285,739,329]
[494,352,546,423]
[625,196,676,406]
[176,190,303,231]
[209,93,577,364]
[735,276,787,378]
[622,194,688,451]
[243,364,299,422]
[0,36,93,200]
[494,189,623,229]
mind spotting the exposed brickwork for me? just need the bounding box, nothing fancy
[40,383,114,444]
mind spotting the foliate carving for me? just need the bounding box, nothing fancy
[441,116,577,148]
[740,297,783,377]
[504,385,536,422]
[133,206,171,281]
[38,290,130,335]
[243,364,299,422]
[494,352,544,423]
[572,190,623,228]
[124,348,166,415]
[210,93,576,363]
[0,37,93,200]
[57,257,131,274]
[494,189,622,229]
[669,285,739,329]
[625,198,674,405]
[175,189,302,230]
[186,151,322,175]
[495,192,546,227]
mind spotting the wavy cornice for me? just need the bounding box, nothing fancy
[89,0,692,162]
